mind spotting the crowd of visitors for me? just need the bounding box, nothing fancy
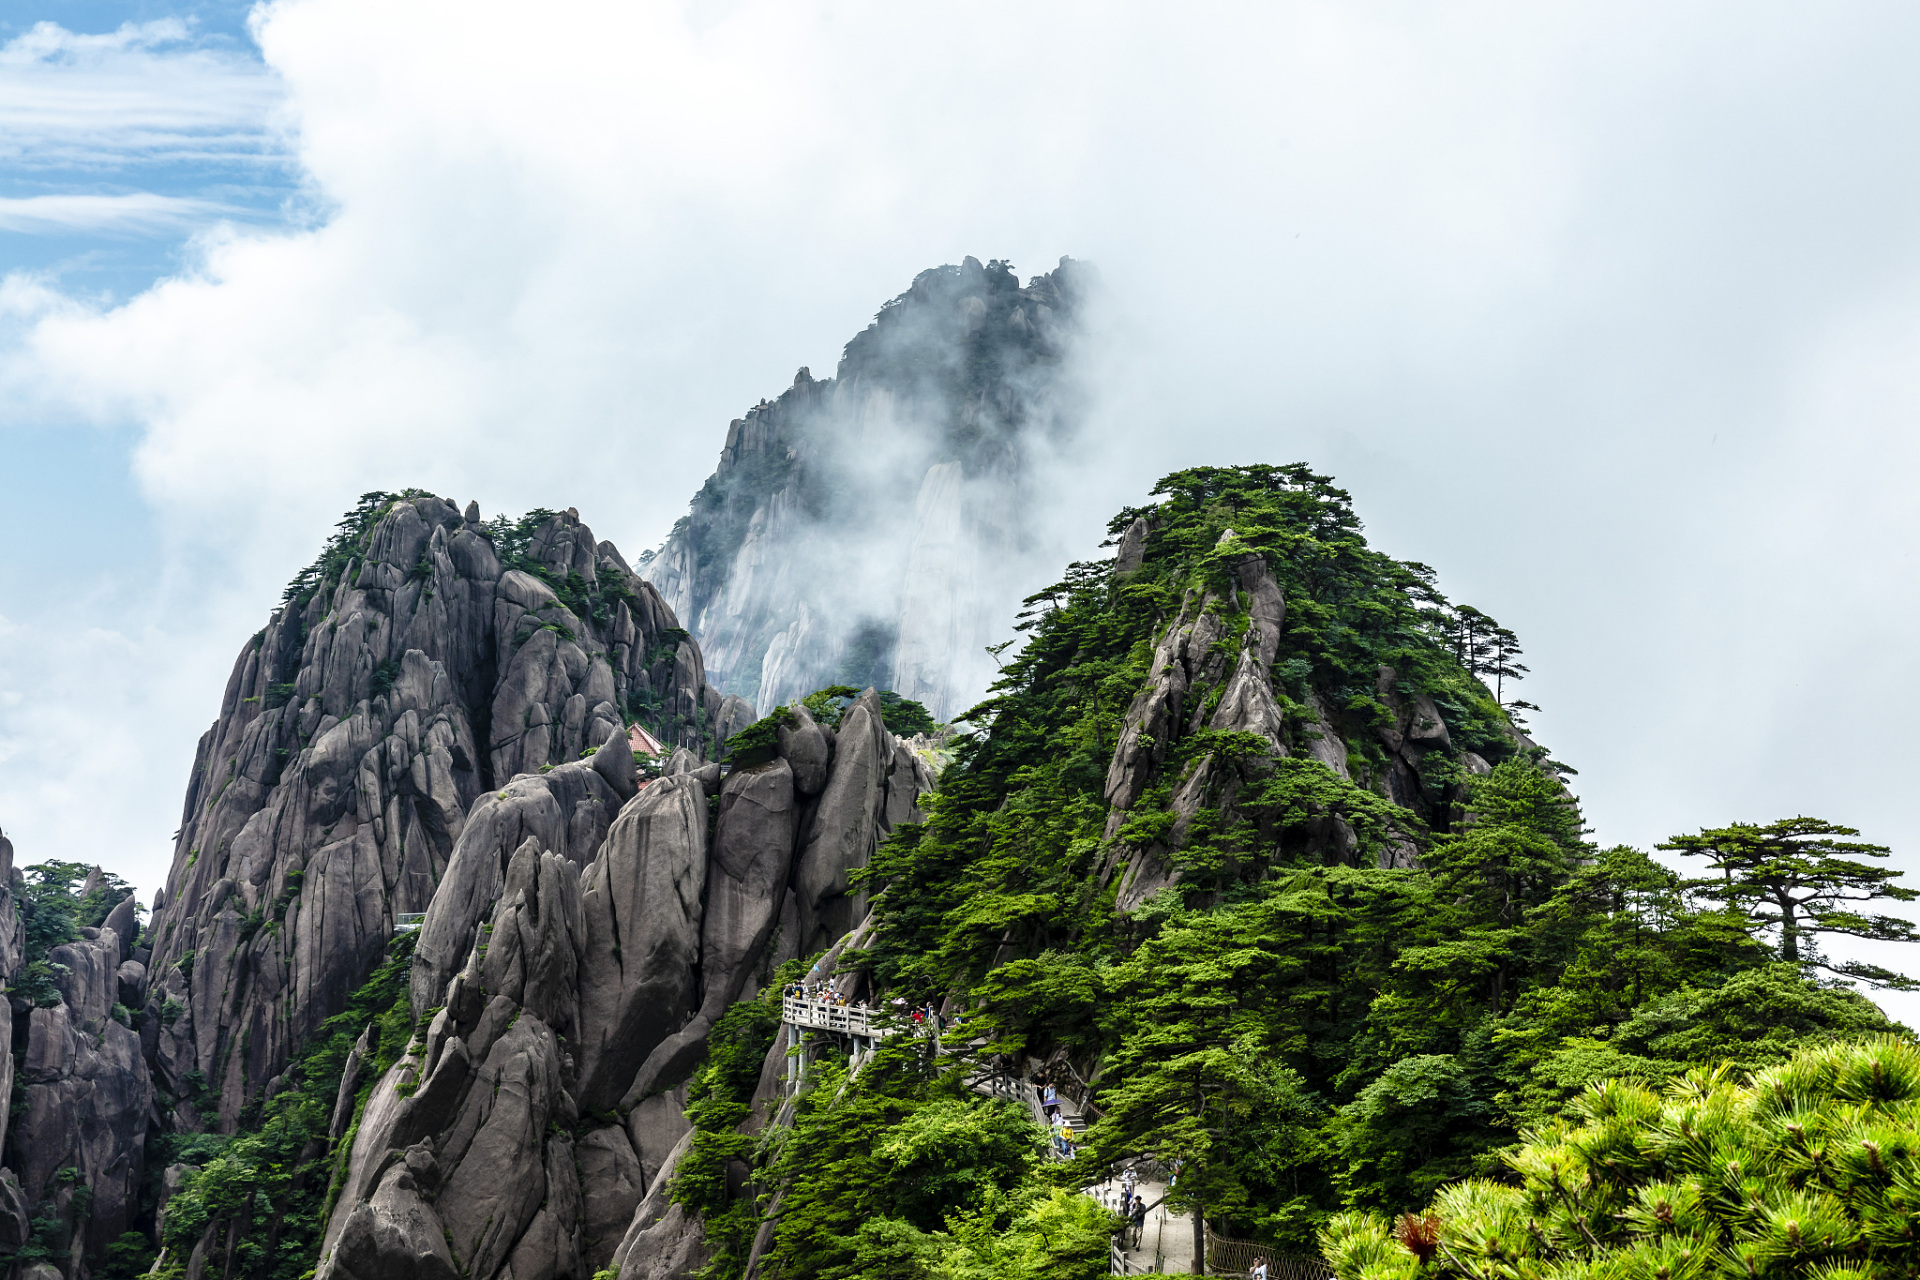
[783,983,965,1038]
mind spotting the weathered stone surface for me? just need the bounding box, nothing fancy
[103,893,140,961]
[617,759,800,1108]
[319,1060,418,1261]
[144,497,724,1127]
[13,1000,151,1265]
[115,959,147,1008]
[0,1169,30,1253]
[577,1124,647,1271]
[576,776,709,1110]
[323,1159,459,1280]
[714,695,758,750]
[775,704,832,796]
[1113,515,1149,575]
[647,258,1091,723]
[792,691,891,957]
[410,763,619,1018]
[1103,591,1206,818]
[624,1087,693,1189]
[610,1130,706,1280]
[485,845,586,1030]
[436,1017,566,1280]
[589,719,637,801]
[613,1201,708,1280]
[330,1024,376,1140]
[703,761,796,1011]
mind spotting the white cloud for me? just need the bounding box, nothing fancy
[5,0,1920,1018]
[0,19,285,169]
[0,192,249,234]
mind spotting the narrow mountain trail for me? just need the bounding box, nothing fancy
[1086,1175,1197,1274]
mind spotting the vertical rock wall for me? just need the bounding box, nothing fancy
[645,256,1093,721]
[316,690,929,1280]
[141,497,728,1130]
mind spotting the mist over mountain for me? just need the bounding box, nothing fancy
[644,255,1094,721]
[0,262,1912,1280]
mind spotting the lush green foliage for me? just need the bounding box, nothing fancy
[875,691,939,737]
[825,464,1914,1261]
[280,490,406,608]
[1323,1035,1920,1280]
[798,685,940,736]
[20,860,137,955]
[152,932,421,1280]
[15,860,138,1006]
[672,958,809,1272]
[761,1040,1047,1278]
[723,708,797,769]
[1661,817,1919,987]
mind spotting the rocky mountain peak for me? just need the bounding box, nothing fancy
[644,256,1095,721]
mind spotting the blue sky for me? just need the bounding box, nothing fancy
[7,0,1920,1016]
[0,0,285,640]
[0,0,290,296]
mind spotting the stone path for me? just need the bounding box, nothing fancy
[1086,1174,1196,1274]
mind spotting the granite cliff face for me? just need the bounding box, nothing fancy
[0,488,933,1279]
[141,498,738,1135]
[644,256,1094,721]
[314,689,929,1280]
[0,259,1083,1279]
[0,838,153,1276]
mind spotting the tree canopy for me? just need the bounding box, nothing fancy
[1322,1035,1920,1280]
[1662,817,1919,987]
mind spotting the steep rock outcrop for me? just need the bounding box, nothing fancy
[645,257,1093,720]
[144,497,726,1126]
[13,997,151,1267]
[1101,530,1481,905]
[317,685,930,1280]
[575,774,709,1110]
[791,690,928,957]
[0,851,147,1274]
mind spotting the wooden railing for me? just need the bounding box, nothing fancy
[1203,1226,1332,1280]
[1110,1236,1152,1275]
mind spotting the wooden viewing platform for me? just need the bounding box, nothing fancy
[780,995,884,1037]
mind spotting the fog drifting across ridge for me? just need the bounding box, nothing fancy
[1,0,1919,1014]
[649,257,1097,723]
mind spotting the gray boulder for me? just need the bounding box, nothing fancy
[577,1124,647,1272]
[1113,515,1149,575]
[791,690,891,956]
[410,762,621,1017]
[775,704,832,796]
[714,694,758,750]
[324,1157,459,1280]
[13,1000,151,1264]
[575,775,710,1110]
[617,760,797,1107]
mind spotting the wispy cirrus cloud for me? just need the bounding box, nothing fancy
[0,192,249,234]
[0,20,286,171]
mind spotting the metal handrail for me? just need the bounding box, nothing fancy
[394,912,426,933]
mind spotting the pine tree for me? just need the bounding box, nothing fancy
[1660,816,1919,988]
